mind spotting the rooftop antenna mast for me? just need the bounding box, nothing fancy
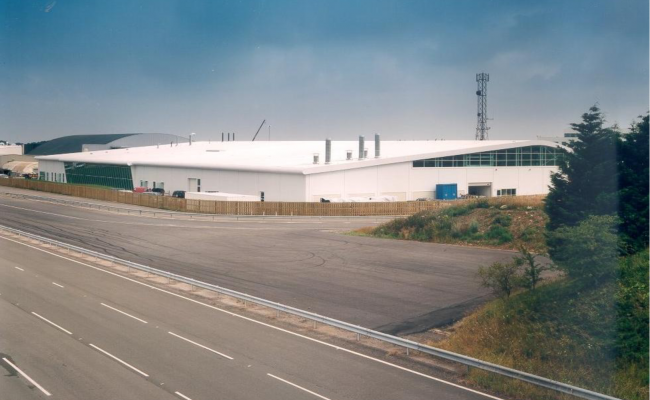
[475,72,490,140]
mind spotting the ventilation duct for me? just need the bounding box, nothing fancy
[375,133,380,158]
[325,139,331,164]
[358,135,365,159]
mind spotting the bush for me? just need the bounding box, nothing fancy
[493,214,512,227]
[486,225,513,244]
[547,215,619,282]
[478,260,523,298]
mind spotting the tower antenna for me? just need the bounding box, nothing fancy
[475,72,490,140]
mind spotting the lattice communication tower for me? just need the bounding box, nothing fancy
[475,72,490,140]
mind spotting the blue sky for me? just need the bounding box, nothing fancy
[1,0,647,142]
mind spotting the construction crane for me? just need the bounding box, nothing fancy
[252,120,266,141]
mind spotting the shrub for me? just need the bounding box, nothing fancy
[493,214,512,227]
[486,225,513,244]
[478,260,524,298]
[547,215,619,282]
[514,246,552,290]
[468,219,480,234]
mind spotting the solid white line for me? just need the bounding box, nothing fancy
[168,331,233,360]
[52,282,64,288]
[31,312,73,335]
[89,344,149,377]
[0,234,504,400]
[175,391,193,400]
[14,266,24,271]
[267,373,332,400]
[100,303,148,324]
[2,357,52,396]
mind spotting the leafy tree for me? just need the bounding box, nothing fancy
[618,115,649,254]
[515,246,551,290]
[545,105,620,231]
[478,260,523,298]
[547,215,619,283]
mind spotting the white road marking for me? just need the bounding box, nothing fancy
[52,282,64,288]
[267,373,332,400]
[2,357,52,396]
[175,391,193,400]
[89,344,149,377]
[168,331,233,360]
[0,234,504,400]
[14,266,24,271]
[100,303,148,324]
[31,312,73,335]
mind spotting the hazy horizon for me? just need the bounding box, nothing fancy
[1,0,648,143]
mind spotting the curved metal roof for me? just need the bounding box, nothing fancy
[27,134,137,156]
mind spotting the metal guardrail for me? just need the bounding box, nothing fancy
[0,224,619,400]
[0,191,396,221]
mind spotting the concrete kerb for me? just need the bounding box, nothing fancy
[0,224,621,400]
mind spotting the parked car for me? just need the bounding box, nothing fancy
[133,186,147,193]
[172,190,185,199]
[151,188,165,195]
[0,174,9,179]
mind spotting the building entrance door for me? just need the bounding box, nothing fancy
[188,178,198,192]
[468,183,492,197]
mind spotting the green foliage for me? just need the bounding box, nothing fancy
[545,105,620,231]
[545,106,649,255]
[616,249,649,368]
[485,225,513,244]
[547,215,619,283]
[618,115,649,254]
[515,246,551,290]
[492,214,512,227]
[478,260,523,298]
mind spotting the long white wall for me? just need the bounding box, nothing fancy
[131,165,306,202]
[306,161,556,201]
[38,159,556,201]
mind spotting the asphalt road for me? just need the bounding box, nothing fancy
[0,188,517,334]
[0,235,501,400]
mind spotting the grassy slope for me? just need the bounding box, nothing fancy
[435,252,649,400]
[356,199,548,253]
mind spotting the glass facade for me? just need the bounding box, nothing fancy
[412,145,563,168]
[64,162,134,190]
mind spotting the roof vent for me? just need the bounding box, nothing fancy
[358,135,365,159]
[346,150,353,160]
[375,133,380,158]
[313,153,320,164]
[325,138,331,164]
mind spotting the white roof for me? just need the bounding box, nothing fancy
[37,139,561,175]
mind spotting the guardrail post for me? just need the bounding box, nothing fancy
[406,347,410,356]
[356,333,360,341]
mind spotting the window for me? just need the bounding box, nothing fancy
[412,146,563,168]
[197,179,201,192]
[497,188,517,196]
[64,162,134,190]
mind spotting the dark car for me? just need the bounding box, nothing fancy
[172,190,185,199]
[151,188,165,195]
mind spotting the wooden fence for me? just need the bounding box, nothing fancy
[0,178,544,216]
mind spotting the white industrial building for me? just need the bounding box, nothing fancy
[36,137,564,202]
